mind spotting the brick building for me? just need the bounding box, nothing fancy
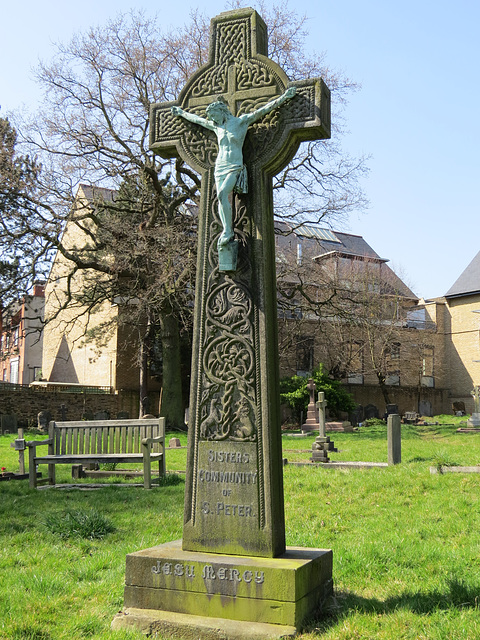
[0,283,45,385]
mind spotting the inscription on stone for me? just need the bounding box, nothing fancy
[196,442,258,525]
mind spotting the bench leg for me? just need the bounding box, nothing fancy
[48,464,56,486]
[142,442,152,489]
[28,447,37,489]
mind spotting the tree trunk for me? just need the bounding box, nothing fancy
[159,310,186,430]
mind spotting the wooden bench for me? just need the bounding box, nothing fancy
[27,418,165,489]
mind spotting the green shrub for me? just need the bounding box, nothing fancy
[280,363,356,420]
[43,509,116,540]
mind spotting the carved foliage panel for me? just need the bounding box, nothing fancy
[197,195,258,444]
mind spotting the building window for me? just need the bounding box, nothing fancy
[10,358,19,384]
[385,342,400,386]
[421,345,435,387]
[296,336,314,376]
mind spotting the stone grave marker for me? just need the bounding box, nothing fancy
[301,379,320,433]
[59,403,68,421]
[37,410,51,432]
[113,8,333,638]
[468,385,480,427]
[311,391,337,463]
[94,410,110,420]
[0,414,17,435]
[364,403,379,420]
[387,414,401,465]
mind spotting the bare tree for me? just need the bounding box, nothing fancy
[4,4,368,426]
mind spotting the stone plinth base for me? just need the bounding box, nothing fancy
[112,540,333,638]
[311,436,337,463]
[112,609,297,639]
[467,413,480,427]
[326,421,354,432]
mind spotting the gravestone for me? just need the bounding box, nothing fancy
[364,403,379,420]
[117,411,130,419]
[468,385,480,427]
[0,414,17,435]
[418,400,432,417]
[387,414,401,465]
[59,403,68,421]
[311,392,336,463]
[37,410,51,432]
[113,8,332,639]
[301,379,320,433]
[94,410,110,420]
[349,404,363,427]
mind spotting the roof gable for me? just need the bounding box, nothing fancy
[445,250,480,298]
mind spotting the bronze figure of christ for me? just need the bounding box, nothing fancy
[171,86,296,248]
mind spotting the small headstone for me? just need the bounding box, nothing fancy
[94,410,110,420]
[169,437,182,448]
[387,414,401,465]
[0,415,17,435]
[349,405,363,427]
[59,403,68,421]
[82,408,94,421]
[37,410,51,432]
[117,411,130,419]
[364,404,379,420]
[418,400,432,417]
[385,404,398,419]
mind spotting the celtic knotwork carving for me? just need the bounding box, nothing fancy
[190,66,227,100]
[183,128,217,168]
[155,109,184,141]
[284,86,316,123]
[236,60,277,91]
[216,20,249,66]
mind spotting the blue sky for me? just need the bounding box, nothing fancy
[2,0,479,299]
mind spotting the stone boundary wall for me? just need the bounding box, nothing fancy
[0,386,161,427]
[344,384,450,418]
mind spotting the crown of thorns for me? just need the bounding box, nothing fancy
[206,96,230,115]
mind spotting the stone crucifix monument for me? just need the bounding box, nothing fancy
[114,8,332,638]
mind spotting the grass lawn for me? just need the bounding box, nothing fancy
[1,420,480,639]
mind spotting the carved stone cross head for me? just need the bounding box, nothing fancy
[150,8,330,178]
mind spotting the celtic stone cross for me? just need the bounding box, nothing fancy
[150,8,330,558]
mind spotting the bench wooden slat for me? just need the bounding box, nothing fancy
[67,429,73,455]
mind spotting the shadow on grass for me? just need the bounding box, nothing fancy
[305,578,479,633]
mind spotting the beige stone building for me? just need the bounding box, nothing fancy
[41,186,159,415]
[40,187,480,419]
[276,222,449,417]
[440,250,480,413]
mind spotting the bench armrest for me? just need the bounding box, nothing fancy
[26,438,53,449]
[141,435,165,446]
